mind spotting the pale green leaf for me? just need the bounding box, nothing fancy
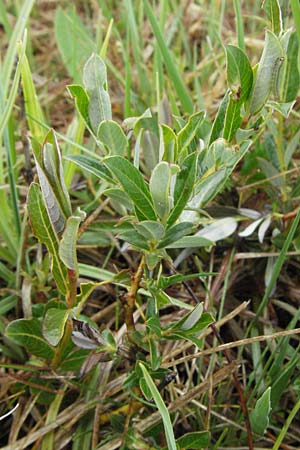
[165,235,212,249]
[27,183,68,294]
[43,308,69,346]
[249,30,284,115]
[83,53,112,132]
[59,209,86,272]
[250,387,272,435]
[55,7,95,82]
[98,120,128,156]
[149,162,172,221]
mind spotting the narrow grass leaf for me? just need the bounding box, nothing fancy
[143,0,193,114]
[55,7,95,82]
[17,43,45,145]
[139,363,177,450]
[2,0,35,94]
[254,211,300,322]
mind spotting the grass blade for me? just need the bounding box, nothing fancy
[139,363,177,450]
[143,0,193,114]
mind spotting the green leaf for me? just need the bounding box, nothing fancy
[149,337,162,370]
[139,363,177,450]
[176,431,210,449]
[98,120,128,156]
[43,307,69,346]
[59,209,86,272]
[17,42,45,145]
[67,84,91,129]
[161,124,178,162]
[104,156,157,220]
[33,129,72,234]
[157,222,194,249]
[83,53,112,132]
[180,303,203,331]
[167,152,198,227]
[165,235,213,249]
[55,7,95,83]
[104,188,133,215]
[118,229,150,251]
[139,376,153,401]
[177,111,205,155]
[168,311,214,336]
[279,31,300,102]
[250,387,272,435]
[158,272,213,289]
[6,318,54,359]
[134,221,164,242]
[209,90,230,145]
[149,162,172,221]
[65,154,114,183]
[262,0,282,35]
[249,30,284,115]
[27,183,68,294]
[225,45,253,102]
[222,95,243,142]
[266,100,295,118]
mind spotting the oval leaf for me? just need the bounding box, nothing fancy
[150,162,172,221]
[83,53,112,132]
[43,308,69,347]
[98,120,128,156]
[6,318,54,359]
[249,30,284,115]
